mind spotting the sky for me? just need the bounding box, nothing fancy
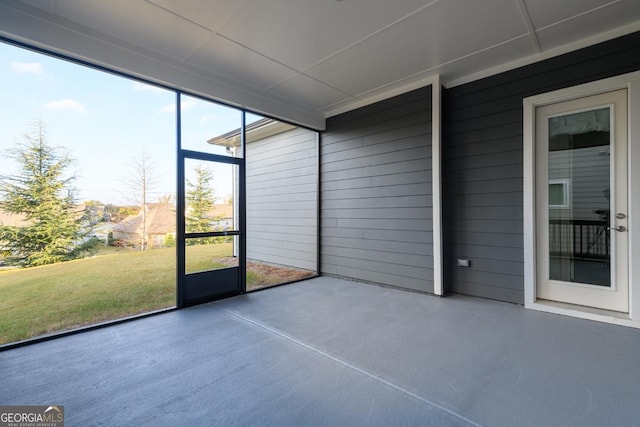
[0,41,258,206]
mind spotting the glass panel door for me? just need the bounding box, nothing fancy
[547,107,611,286]
[535,89,628,312]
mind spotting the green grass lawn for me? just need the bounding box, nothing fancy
[0,244,233,345]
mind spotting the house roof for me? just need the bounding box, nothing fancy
[209,204,233,220]
[207,118,296,148]
[0,204,87,227]
[113,203,176,235]
[0,210,28,227]
[113,203,231,236]
[3,1,640,128]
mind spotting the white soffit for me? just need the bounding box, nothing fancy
[186,35,298,92]
[53,0,212,63]
[3,0,640,125]
[217,0,439,71]
[303,0,527,98]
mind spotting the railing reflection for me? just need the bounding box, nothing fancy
[549,219,609,261]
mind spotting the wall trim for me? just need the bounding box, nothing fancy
[523,70,640,328]
[432,78,443,296]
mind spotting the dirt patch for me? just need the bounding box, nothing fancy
[216,257,316,291]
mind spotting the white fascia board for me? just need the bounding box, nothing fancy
[0,2,326,130]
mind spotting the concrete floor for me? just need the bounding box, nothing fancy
[2,277,640,426]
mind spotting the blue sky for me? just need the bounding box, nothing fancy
[0,41,249,206]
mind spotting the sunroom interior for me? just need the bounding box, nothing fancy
[2,0,640,425]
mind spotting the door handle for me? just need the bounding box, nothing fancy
[609,225,627,232]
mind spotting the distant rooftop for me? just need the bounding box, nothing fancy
[207,118,295,148]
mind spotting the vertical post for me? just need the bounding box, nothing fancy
[176,92,186,308]
[432,77,444,296]
[316,131,322,277]
[239,112,247,293]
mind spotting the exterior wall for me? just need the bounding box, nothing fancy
[321,87,433,293]
[442,31,640,304]
[246,127,318,271]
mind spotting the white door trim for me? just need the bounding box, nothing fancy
[432,76,444,296]
[523,70,640,328]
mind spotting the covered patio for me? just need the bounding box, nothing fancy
[2,276,638,426]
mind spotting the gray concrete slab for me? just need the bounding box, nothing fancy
[2,276,640,426]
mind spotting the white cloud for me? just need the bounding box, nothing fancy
[160,98,198,114]
[132,81,165,93]
[160,103,176,114]
[44,98,88,113]
[10,61,44,75]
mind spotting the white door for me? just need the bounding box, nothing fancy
[535,89,628,312]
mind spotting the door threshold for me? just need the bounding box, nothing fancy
[527,299,640,329]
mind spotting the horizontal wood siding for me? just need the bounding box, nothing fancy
[321,87,433,292]
[443,31,640,304]
[246,127,318,271]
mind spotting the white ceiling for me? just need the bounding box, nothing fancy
[3,0,640,128]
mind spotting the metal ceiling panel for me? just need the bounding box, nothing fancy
[187,35,297,91]
[54,0,211,62]
[218,0,439,70]
[523,0,616,29]
[267,74,354,110]
[147,0,252,32]
[536,0,640,50]
[305,0,527,96]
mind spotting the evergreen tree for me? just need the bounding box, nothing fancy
[0,120,96,266]
[185,163,217,244]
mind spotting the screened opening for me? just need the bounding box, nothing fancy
[0,42,177,345]
[0,40,319,346]
[243,115,319,290]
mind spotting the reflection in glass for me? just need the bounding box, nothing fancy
[548,107,611,286]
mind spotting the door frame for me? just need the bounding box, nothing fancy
[176,97,247,308]
[523,70,640,328]
[535,90,628,312]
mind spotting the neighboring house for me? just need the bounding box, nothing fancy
[184,203,234,232]
[0,210,28,228]
[93,222,116,245]
[208,204,234,230]
[0,210,28,257]
[112,203,176,248]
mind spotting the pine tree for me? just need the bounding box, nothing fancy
[185,163,216,244]
[0,120,96,266]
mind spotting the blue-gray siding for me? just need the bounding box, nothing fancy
[246,127,318,271]
[321,87,433,293]
[443,31,640,304]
